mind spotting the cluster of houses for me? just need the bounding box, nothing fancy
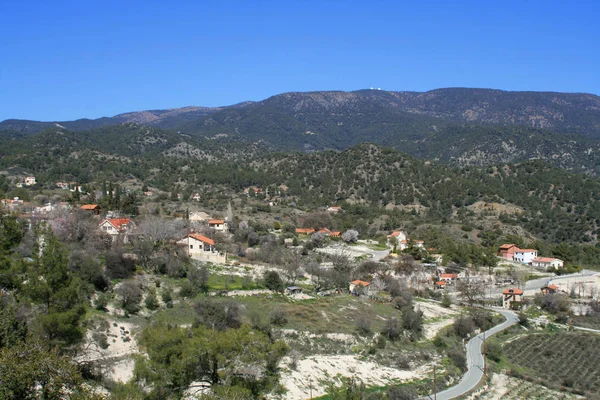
[498,244,564,269]
[79,204,228,262]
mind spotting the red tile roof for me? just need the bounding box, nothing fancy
[296,228,315,234]
[103,218,131,231]
[330,231,341,237]
[388,231,402,237]
[81,204,100,210]
[516,248,537,253]
[435,281,446,286]
[208,219,225,224]
[533,257,558,263]
[189,233,215,246]
[440,273,458,279]
[499,244,516,250]
[503,288,524,295]
[350,280,371,287]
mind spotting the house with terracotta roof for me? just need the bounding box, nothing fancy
[434,281,446,290]
[349,280,372,295]
[541,284,560,294]
[99,217,135,243]
[439,273,458,283]
[80,204,102,215]
[177,233,226,262]
[387,230,408,248]
[295,228,316,235]
[208,219,228,233]
[498,244,518,260]
[502,288,523,309]
[532,257,564,269]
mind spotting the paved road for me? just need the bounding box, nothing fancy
[423,308,519,400]
[526,269,598,291]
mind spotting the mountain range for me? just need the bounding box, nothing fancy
[3,87,600,173]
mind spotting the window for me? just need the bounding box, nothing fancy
[190,245,193,249]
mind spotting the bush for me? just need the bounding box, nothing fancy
[269,307,288,326]
[453,316,476,338]
[263,270,284,292]
[517,312,529,327]
[115,281,142,315]
[145,291,159,311]
[94,293,109,311]
[441,291,452,308]
[447,348,467,372]
[485,339,503,362]
[355,314,372,335]
[161,289,172,303]
[382,317,401,341]
[179,280,196,298]
[387,386,417,400]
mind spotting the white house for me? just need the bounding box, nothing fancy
[387,230,408,248]
[177,233,226,263]
[24,176,36,186]
[531,257,564,269]
[208,219,229,233]
[514,248,538,264]
[192,193,201,201]
[99,218,135,243]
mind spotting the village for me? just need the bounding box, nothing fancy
[2,176,600,400]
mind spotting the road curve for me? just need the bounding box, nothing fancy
[423,308,519,400]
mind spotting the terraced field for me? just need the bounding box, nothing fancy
[503,332,600,398]
[479,373,585,400]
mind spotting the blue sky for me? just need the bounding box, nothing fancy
[1,0,599,121]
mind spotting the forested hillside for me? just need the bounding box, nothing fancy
[3,123,600,246]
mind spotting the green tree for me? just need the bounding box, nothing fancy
[0,342,91,400]
[22,228,85,347]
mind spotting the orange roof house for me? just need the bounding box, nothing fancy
[99,217,134,243]
[541,284,560,294]
[188,233,215,246]
[440,273,458,281]
[502,288,524,309]
[295,228,316,234]
[434,281,446,289]
[498,244,518,259]
[349,280,372,295]
[80,204,102,215]
[208,219,228,232]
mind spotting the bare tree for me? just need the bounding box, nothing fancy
[138,216,187,243]
[457,279,485,305]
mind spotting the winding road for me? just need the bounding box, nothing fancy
[423,308,519,400]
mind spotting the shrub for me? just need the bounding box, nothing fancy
[387,386,417,400]
[382,317,401,341]
[263,270,284,292]
[355,314,372,335]
[517,312,529,327]
[145,291,159,311]
[447,348,467,372]
[441,291,452,308]
[94,293,109,311]
[161,289,172,303]
[453,316,476,338]
[116,281,142,315]
[269,307,288,326]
